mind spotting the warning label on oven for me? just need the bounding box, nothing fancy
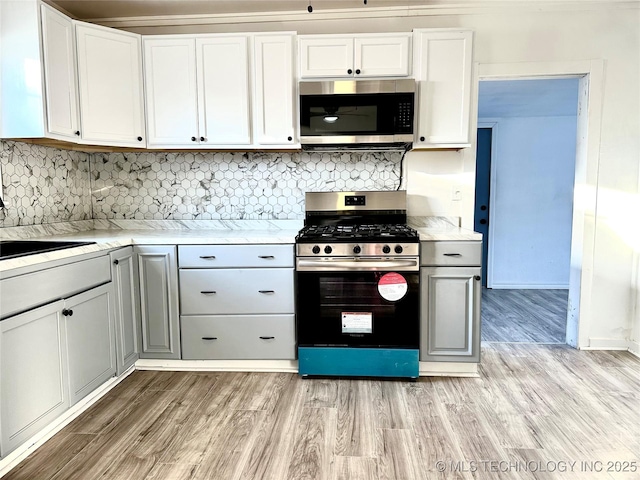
[342,312,373,334]
[378,272,408,301]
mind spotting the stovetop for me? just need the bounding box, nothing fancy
[296,223,419,244]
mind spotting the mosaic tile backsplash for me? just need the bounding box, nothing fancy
[0,141,92,227]
[91,150,402,220]
[0,141,402,225]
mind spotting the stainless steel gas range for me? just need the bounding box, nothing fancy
[295,190,420,379]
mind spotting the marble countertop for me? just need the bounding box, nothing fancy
[0,218,481,273]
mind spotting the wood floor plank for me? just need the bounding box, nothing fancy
[2,433,96,480]
[370,380,410,430]
[330,456,377,480]
[286,407,337,480]
[239,376,306,480]
[144,463,199,480]
[376,428,423,480]
[192,409,264,480]
[303,378,339,409]
[334,379,380,457]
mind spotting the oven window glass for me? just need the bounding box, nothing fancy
[296,271,419,348]
[300,93,414,136]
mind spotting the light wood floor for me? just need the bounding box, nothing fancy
[4,344,639,480]
[482,289,568,343]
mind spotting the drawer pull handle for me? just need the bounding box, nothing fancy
[202,337,218,340]
[259,336,275,340]
[259,290,275,294]
[259,255,275,259]
[201,291,217,295]
[443,253,462,257]
[199,255,217,260]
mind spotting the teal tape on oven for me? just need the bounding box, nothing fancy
[298,347,419,378]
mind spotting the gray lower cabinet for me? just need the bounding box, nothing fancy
[110,247,140,374]
[0,301,69,457]
[177,244,295,360]
[64,283,117,405]
[135,245,180,359]
[420,266,481,362]
[420,240,482,363]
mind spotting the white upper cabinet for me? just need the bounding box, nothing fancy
[413,29,473,148]
[299,34,411,78]
[252,33,298,147]
[196,36,251,146]
[76,23,146,147]
[144,38,199,147]
[40,4,80,141]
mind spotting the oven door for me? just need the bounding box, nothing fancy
[296,269,419,349]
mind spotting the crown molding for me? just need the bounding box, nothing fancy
[85,1,640,29]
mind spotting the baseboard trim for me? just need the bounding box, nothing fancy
[582,338,632,350]
[419,361,479,377]
[628,340,640,358]
[134,359,299,373]
[0,366,135,478]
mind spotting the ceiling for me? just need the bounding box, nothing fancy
[478,78,580,118]
[49,0,434,20]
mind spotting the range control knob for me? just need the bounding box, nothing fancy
[382,245,391,254]
[312,245,321,254]
[395,245,403,254]
[353,245,361,254]
[324,245,333,254]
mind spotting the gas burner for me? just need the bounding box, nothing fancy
[296,223,419,244]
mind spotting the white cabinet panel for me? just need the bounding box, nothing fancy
[64,284,116,405]
[413,30,473,147]
[144,38,198,147]
[76,23,146,147]
[178,244,293,268]
[355,35,411,77]
[0,301,69,456]
[196,36,251,145]
[253,34,297,147]
[40,4,80,140]
[299,37,354,77]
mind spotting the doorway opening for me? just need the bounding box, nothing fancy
[475,77,580,344]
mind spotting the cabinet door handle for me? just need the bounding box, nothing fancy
[355,69,361,75]
[258,290,275,294]
[347,69,353,74]
[191,136,197,142]
[113,259,119,265]
[258,255,275,259]
[420,136,425,142]
[74,130,80,136]
[200,136,206,142]
[443,253,462,257]
[62,309,73,316]
[474,275,481,281]
[201,291,217,295]
[259,336,275,340]
[202,337,218,340]
[287,136,293,141]
[137,136,143,142]
[199,255,216,260]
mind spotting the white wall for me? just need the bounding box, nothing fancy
[94,3,640,348]
[482,116,577,289]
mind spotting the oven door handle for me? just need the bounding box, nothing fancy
[296,257,419,271]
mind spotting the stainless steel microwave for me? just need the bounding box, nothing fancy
[299,79,415,150]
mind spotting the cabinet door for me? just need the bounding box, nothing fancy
[298,36,354,78]
[135,246,180,359]
[40,4,80,140]
[420,266,481,362]
[253,34,297,147]
[110,247,140,375]
[354,35,411,77]
[196,36,251,146]
[75,23,146,147]
[64,283,116,405]
[1,301,69,456]
[144,37,199,147]
[413,30,473,147]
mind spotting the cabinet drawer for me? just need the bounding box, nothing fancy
[0,255,111,319]
[179,268,294,315]
[181,315,295,360]
[420,241,481,266]
[178,244,293,268]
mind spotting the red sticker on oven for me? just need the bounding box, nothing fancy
[378,272,408,302]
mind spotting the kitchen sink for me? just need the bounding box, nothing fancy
[0,240,97,260]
